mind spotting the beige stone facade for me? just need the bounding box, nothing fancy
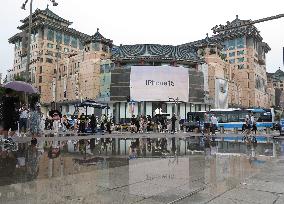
[213,17,271,108]
[8,9,273,112]
[54,49,111,105]
[8,7,89,104]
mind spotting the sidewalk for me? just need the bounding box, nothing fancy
[181,156,284,204]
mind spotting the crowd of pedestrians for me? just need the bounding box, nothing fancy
[0,88,42,139]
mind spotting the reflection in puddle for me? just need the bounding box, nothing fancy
[0,137,282,203]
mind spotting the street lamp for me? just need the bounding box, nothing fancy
[21,0,58,83]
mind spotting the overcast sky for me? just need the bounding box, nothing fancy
[1,0,284,76]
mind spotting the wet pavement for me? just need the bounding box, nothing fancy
[0,136,283,204]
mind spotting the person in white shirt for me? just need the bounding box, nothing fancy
[211,114,218,135]
[19,105,29,132]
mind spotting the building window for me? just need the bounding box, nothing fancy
[64,35,70,45]
[46,50,53,56]
[238,57,245,62]
[38,86,41,93]
[236,37,245,49]
[92,42,100,51]
[228,39,235,49]
[47,43,53,48]
[229,52,235,57]
[46,58,53,63]
[39,76,42,83]
[79,41,84,50]
[55,53,61,58]
[56,32,62,43]
[102,45,107,52]
[39,66,42,74]
[47,29,54,41]
[54,69,57,74]
[237,50,245,55]
[229,59,235,64]
[70,37,77,48]
[281,84,283,87]
[64,48,69,53]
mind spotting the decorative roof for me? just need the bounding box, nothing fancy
[268,68,284,81]
[112,44,201,63]
[84,28,113,46]
[20,7,72,26]
[9,7,90,43]
[182,33,223,48]
[212,15,263,41]
[260,42,271,53]
[8,31,26,43]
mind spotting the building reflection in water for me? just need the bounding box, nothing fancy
[0,137,279,203]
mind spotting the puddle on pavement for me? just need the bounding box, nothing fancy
[0,137,282,203]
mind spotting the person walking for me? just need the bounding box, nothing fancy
[171,114,177,134]
[211,114,218,135]
[204,112,211,134]
[19,105,29,133]
[106,118,112,134]
[29,103,42,138]
[90,114,97,133]
[78,113,86,133]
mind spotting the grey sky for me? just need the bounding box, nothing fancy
[1,0,284,76]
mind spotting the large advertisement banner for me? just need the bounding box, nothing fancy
[130,66,189,102]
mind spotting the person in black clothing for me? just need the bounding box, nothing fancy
[0,88,19,137]
[135,116,140,133]
[78,113,86,133]
[90,114,97,133]
[100,120,105,134]
[44,117,49,130]
[252,121,257,134]
[171,114,177,133]
[106,118,112,134]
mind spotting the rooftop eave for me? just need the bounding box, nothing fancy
[20,8,72,26]
[112,56,202,64]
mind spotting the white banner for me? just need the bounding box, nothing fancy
[130,66,189,102]
[215,78,228,109]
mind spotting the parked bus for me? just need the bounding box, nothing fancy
[186,108,274,130]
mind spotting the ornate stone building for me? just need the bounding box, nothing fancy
[7,9,274,119]
[211,15,271,108]
[267,68,284,107]
[8,7,89,103]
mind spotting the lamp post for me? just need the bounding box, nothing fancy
[21,0,58,82]
[169,97,179,116]
[54,42,60,110]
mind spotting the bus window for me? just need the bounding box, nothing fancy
[239,113,247,122]
[228,113,239,122]
[216,114,227,123]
